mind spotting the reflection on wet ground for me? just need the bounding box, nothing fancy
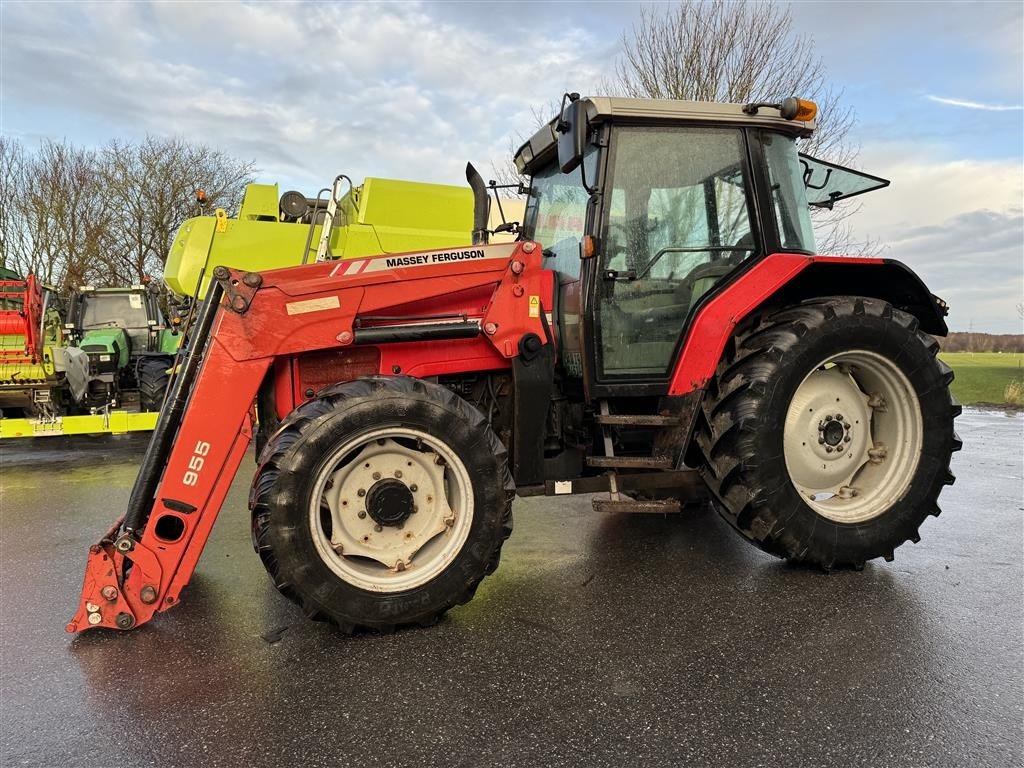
[1,408,1021,767]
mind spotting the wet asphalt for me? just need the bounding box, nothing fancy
[0,408,1021,768]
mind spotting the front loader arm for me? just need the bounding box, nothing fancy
[68,241,553,633]
[67,323,270,632]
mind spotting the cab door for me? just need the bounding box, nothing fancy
[523,146,600,384]
[593,125,759,384]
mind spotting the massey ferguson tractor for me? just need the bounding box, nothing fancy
[68,95,961,635]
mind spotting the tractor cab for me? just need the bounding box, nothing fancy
[515,95,888,396]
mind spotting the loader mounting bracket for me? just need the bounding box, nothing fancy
[213,266,263,314]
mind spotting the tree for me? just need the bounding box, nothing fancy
[0,138,110,288]
[606,0,872,254]
[98,137,255,284]
[0,136,255,290]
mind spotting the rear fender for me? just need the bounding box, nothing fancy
[668,254,948,395]
[775,259,948,336]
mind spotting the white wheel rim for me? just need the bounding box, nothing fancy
[308,426,474,592]
[783,349,922,524]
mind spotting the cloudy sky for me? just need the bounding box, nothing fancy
[2,0,1021,332]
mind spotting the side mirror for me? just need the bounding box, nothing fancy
[556,97,587,174]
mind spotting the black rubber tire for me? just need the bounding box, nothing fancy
[695,296,962,569]
[249,375,514,632]
[137,355,173,412]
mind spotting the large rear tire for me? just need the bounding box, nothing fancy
[249,375,514,632]
[695,296,961,569]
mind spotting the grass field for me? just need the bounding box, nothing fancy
[939,352,1024,407]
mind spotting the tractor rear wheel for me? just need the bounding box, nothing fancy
[249,375,513,632]
[696,296,961,569]
[137,355,173,412]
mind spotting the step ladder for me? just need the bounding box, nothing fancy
[587,400,682,513]
[300,175,352,265]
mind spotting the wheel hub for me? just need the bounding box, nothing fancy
[783,350,923,524]
[310,431,474,593]
[366,478,414,527]
[819,415,850,447]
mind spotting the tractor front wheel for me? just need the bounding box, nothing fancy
[249,375,513,632]
[696,296,961,569]
[137,355,173,412]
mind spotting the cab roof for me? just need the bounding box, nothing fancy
[514,96,816,175]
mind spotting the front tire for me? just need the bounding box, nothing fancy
[696,297,961,569]
[137,355,173,412]
[250,375,513,632]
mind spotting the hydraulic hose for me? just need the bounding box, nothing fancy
[121,281,224,534]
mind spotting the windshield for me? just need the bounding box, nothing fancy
[522,146,598,280]
[79,293,151,330]
[759,131,815,253]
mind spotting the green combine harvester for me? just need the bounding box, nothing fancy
[0,175,479,438]
[167,176,476,299]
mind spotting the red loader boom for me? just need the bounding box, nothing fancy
[68,241,547,631]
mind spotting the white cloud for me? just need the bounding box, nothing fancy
[846,142,1023,333]
[925,95,1023,112]
[3,1,1021,333]
[1,0,603,190]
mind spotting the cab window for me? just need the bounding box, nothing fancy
[598,126,756,377]
[524,147,598,281]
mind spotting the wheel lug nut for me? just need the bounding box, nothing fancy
[358,510,366,519]
[835,413,843,421]
[410,484,418,492]
[357,489,366,497]
[372,472,381,481]
[825,446,834,453]
[843,435,851,443]
[394,470,402,478]
[818,437,825,444]
[374,524,383,532]
[825,415,833,422]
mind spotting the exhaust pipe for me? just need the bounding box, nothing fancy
[465,163,490,246]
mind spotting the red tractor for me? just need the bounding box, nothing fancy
[69,96,960,634]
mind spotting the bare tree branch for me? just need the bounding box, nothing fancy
[0,136,256,289]
[604,0,875,254]
[98,136,256,284]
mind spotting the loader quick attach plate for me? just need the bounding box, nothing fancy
[65,517,165,633]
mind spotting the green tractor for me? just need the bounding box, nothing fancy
[64,285,181,413]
